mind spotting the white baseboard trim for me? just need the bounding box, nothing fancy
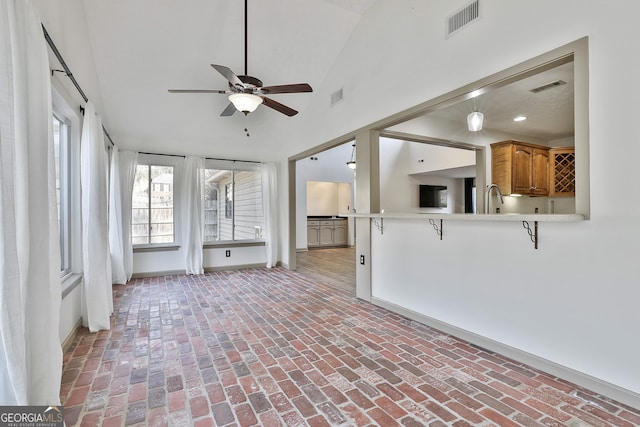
[131,269,186,279]
[371,297,640,409]
[204,263,266,272]
[61,319,83,354]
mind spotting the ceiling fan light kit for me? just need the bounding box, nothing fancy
[168,0,312,117]
[229,93,263,114]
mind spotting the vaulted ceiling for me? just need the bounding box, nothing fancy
[42,1,574,162]
[78,0,376,158]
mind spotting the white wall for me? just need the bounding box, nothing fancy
[282,0,640,405]
[379,138,474,214]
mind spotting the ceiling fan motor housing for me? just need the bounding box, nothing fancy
[234,75,263,91]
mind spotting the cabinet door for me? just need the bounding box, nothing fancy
[531,148,550,195]
[512,145,533,193]
[319,225,334,246]
[307,226,319,247]
[333,223,348,246]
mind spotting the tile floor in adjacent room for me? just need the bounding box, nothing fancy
[60,268,640,426]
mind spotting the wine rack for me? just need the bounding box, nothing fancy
[550,148,575,196]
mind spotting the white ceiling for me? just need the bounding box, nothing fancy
[72,0,573,160]
[80,0,375,157]
[426,61,574,141]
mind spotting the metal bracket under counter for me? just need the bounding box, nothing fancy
[344,212,584,250]
[370,217,383,234]
[522,221,538,249]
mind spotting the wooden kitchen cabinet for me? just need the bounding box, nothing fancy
[549,147,575,196]
[491,140,549,196]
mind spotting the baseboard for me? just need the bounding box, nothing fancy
[204,263,266,272]
[371,297,640,409]
[131,269,186,279]
[61,319,83,354]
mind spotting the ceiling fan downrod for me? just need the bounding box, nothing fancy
[244,0,248,77]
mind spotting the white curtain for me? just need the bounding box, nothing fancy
[0,0,63,404]
[261,162,279,268]
[182,156,204,275]
[81,102,112,332]
[109,147,137,284]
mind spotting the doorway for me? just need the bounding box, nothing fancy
[293,141,357,293]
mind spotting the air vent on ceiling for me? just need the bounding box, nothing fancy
[331,88,343,107]
[530,80,566,94]
[446,0,480,38]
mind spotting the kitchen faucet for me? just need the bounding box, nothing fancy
[485,184,504,214]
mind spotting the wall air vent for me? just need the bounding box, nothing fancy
[446,0,480,38]
[530,80,566,94]
[330,88,343,107]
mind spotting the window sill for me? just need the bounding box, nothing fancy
[203,240,265,249]
[133,244,181,253]
[61,273,83,299]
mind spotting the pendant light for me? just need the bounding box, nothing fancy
[467,111,483,131]
[467,93,483,131]
[346,143,356,169]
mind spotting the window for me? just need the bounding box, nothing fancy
[203,166,264,242]
[53,114,71,275]
[225,183,232,219]
[132,164,175,244]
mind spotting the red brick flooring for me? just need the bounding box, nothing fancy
[60,268,640,426]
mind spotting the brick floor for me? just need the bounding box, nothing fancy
[61,268,640,426]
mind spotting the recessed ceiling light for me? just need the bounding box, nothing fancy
[513,116,527,122]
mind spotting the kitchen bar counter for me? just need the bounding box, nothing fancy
[341,212,584,249]
[340,212,584,222]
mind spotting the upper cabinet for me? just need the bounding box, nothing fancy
[491,141,550,196]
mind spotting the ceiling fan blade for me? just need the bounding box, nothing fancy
[211,64,245,88]
[261,96,298,116]
[220,102,237,116]
[260,83,313,94]
[168,89,228,93]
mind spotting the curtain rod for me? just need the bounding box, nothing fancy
[139,152,261,164]
[42,24,115,147]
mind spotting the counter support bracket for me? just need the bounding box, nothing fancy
[428,219,443,240]
[371,218,383,235]
[522,221,538,249]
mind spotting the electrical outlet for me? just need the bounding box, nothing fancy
[360,255,365,265]
[225,250,231,257]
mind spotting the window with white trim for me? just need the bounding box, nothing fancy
[203,164,264,242]
[132,161,176,245]
[53,114,71,275]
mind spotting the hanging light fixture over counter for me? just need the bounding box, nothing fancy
[346,143,356,169]
[467,111,484,131]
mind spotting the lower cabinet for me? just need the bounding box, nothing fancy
[307,220,320,247]
[333,221,348,246]
[319,221,335,246]
[307,218,348,248]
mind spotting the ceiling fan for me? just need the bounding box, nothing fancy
[168,0,312,117]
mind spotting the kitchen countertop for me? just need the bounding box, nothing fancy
[339,212,584,222]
